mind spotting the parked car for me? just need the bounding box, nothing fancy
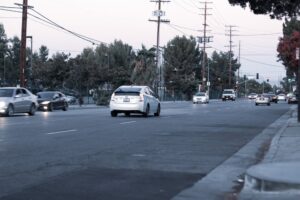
[65,95,77,104]
[109,85,160,117]
[192,92,209,104]
[262,92,278,103]
[222,89,236,101]
[255,94,271,106]
[0,87,38,117]
[248,93,258,100]
[287,94,298,104]
[277,93,286,101]
[37,91,68,111]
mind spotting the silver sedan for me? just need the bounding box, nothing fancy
[0,87,38,117]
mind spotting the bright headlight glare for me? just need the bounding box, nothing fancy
[41,101,50,105]
[0,101,6,107]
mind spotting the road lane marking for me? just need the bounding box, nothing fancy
[46,129,77,135]
[120,121,136,125]
[132,154,146,157]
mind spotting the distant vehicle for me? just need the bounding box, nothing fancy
[222,89,236,101]
[277,93,286,101]
[248,93,258,99]
[0,87,38,117]
[193,92,209,104]
[37,91,68,111]
[263,92,278,103]
[287,94,298,104]
[65,95,76,104]
[109,85,160,117]
[255,94,271,106]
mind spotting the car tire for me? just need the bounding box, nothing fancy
[143,104,149,117]
[125,112,130,117]
[111,111,117,117]
[62,102,68,111]
[255,103,258,106]
[268,103,271,106]
[48,103,53,112]
[6,104,14,117]
[28,104,36,116]
[154,104,160,117]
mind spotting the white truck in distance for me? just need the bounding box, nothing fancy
[222,89,236,101]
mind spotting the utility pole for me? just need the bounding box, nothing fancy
[296,47,300,122]
[149,0,170,98]
[198,1,212,92]
[225,25,237,88]
[19,0,29,87]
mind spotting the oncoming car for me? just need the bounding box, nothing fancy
[37,91,68,111]
[255,94,271,106]
[192,92,209,104]
[0,87,38,117]
[109,85,160,117]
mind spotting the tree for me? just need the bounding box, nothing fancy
[0,23,8,86]
[277,31,300,76]
[108,40,135,88]
[208,51,240,98]
[228,0,300,19]
[163,36,201,100]
[131,45,156,86]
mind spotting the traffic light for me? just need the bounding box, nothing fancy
[256,73,259,79]
[267,79,269,82]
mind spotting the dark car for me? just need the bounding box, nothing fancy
[262,93,278,103]
[37,91,68,111]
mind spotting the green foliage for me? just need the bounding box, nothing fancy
[228,0,300,19]
[164,36,201,99]
[131,45,156,86]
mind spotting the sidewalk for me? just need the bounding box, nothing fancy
[239,105,300,199]
[173,105,299,200]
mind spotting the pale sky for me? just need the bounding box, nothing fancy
[0,0,286,85]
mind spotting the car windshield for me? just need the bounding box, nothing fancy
[195,93,205,96]
[0,89,14,97]
[37,92,55,99]
[114,87,141,96]
[223,91,234,94]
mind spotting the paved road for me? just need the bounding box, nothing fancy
[0,100,290,199]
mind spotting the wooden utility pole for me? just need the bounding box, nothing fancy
[19,0,29,87]
[149,0,170,97]
[225,25,237,88]
[199,1,212,91]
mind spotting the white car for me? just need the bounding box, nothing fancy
[277,93,286,101]
[109,85,160,117]
[248,93,258,99]
[193,92,209,104]
[255,94,270,106]
[0,87,38,117]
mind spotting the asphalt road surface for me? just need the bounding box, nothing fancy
[0,100,290,200]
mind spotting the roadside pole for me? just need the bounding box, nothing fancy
[296,47,300,122]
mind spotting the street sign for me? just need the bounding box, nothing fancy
[296,48,300,60]
[207,81,210,86]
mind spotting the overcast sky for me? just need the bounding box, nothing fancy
[0,0,286,85]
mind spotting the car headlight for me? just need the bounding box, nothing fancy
[0,101,6,108]
[41,101,51,105]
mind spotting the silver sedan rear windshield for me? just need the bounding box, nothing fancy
[114,87,141,96]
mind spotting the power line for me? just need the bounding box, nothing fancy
[240,57,284,68]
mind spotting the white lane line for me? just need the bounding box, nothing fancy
[46,129,77,135]
[120,121,136,125]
